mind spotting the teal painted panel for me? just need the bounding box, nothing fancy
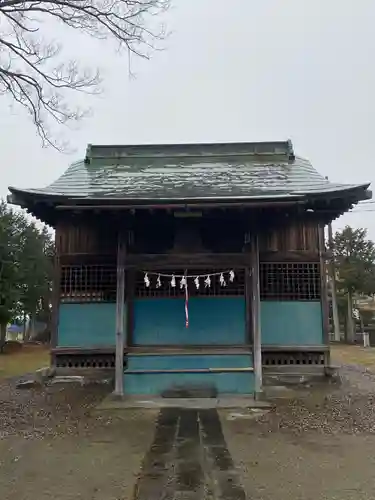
[124,372,254,395]
[58,303,125,347]
[134,297,245,345]
[127,354,253,370]
[261,301,323,345]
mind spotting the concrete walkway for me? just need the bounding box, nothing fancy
[134,407,246,500]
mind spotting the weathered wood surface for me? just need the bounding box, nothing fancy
[259,221,319,253]
[251,235,262,397]
[114,231,126,396]
[55,221,117,256]
[56,216,320,257]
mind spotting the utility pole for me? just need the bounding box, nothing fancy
[327,221,340,342]
[325,175,340,342]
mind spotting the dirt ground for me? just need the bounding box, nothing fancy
[1,346,375,499]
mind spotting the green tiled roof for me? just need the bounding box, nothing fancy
[8,141,371,204]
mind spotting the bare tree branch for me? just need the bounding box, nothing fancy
[0,0,169,149]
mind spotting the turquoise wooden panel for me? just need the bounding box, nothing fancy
[58,303,125,347]
[260,301,323,345]
[127,354,253,370]
[124,372,254,395]
[125,354,253,395]
[133,297,245,345]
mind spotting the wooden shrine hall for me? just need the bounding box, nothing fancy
[8,140,371,397]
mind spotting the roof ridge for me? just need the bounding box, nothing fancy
[84,140,295,164]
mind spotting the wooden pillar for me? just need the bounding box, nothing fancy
[318,223,331,367]
[114,231,126,396]
[245,266,253,346]
[126,270,135,347]
[50,246,61,367]
[251,234,262,397]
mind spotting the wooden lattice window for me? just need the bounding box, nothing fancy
[260,262,321,301]
[135,269,245,298]
[60,265,117,302]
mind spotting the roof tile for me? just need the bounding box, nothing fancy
[8,143,370,202]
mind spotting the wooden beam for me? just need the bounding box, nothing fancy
[261,345,329,352]
[55,200,305,211]
[51,347,116,355]
[251,234,263,397]
[124,253,249,268]
[51,345,329,355]
[114,231,126,397]
[259,251,321,262]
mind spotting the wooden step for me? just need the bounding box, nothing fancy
[124,367,254,375]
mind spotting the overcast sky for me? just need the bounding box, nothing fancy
[1,0,374,236]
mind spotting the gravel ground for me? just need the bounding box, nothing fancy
[1,365,375,499]
[221,365,375,500]
[0,380,158,500]
[0,379,110,439]
[254,365,375,435]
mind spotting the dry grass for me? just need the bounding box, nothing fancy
[0,344,50,379]
[331,343,375,371]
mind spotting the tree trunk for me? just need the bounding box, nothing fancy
[0,322,7,353]
[42,296,52,342]
[23,311,26,341]
[25,313,36,342]
[346,292,355,343]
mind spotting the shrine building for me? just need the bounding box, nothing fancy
[8,141,371,397]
